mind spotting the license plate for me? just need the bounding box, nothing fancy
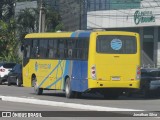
[112,76,120,80]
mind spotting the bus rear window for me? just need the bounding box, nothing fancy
[96,35,137,54]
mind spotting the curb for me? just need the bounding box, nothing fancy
[0,95,144,111]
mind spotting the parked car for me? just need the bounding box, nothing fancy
[139,68,160,98]
[0,63,16,84]
[7,64,22,87]
[125,68,160,98]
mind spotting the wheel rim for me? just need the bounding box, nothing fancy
[16,78,19,86]
[65,81,69,95]
[34,80,38,92]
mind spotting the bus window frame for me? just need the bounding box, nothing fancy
[24,37,90,61]
[96,35,137,54]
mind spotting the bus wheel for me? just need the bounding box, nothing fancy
[33,78,43,95]
[65,77,75,98]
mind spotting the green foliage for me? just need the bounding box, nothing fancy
[0,1,63,63]
[17,8,38,33]
[0,0,15,21]
[45,7,63,32]
[54,23,64,32]
[0,19,21,63]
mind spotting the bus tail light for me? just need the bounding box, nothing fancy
[91,65,96,80]
[136,66,141,80]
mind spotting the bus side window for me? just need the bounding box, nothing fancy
[68,49,72,58]
[31,39,39,58]
[66,39,72,59]
[24,45,30,58]
[39,39,48,58]
[48,40,54,58]
[71,40,77,59]
[53,39,58,58]
[26,45,31,58]
[58,39,64,59]
[77,39,83,59]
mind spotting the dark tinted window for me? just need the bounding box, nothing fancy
[96,35,137,54]
[25,38,89,60]
[12,64,22,72]
[31,39,39,58]
[141,69,160,77]
[141,71,151,77]
[39,39,48,58]
[74,39,89,60]
[3,63,16,68]
[150,71,160,77]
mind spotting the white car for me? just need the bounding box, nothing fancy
[0,63,16,84]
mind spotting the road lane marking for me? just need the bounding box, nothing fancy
[0,95,144,111]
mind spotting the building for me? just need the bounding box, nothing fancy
[86,0,160,67]
[37,0,59,11]
[58,0,160,66]
[59,0,87,31]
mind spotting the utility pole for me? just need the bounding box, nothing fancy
[38,0,45,33]
[79,0,82,30]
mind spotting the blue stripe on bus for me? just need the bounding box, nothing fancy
[71,32,77,37]
[78,32,91,37]
[71,61,88,92]
[71,31,91,38]
[46,60,69,89]
[46,61,62,89]
[61,60,70,89]
[46,77,62,89]
[38,60,62,88]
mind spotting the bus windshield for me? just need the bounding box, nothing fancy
[96,35,137,54]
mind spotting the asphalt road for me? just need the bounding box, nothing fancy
[0,84,160,120]
[0,84,160,111]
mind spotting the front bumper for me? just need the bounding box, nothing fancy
[150,80,160,90]
[0,75,8,82]
[88,79,140,89]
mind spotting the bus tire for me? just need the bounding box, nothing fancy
[33,78,43,95]
[65,77,75,98]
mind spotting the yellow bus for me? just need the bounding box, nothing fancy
[23,30,141,99]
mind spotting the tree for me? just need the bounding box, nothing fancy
[45,7,64,32]
[17,8,38,33]
[16,8,39,43]
[0,0,21,63]
[0,19,21,62]
[0,0,15,21]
